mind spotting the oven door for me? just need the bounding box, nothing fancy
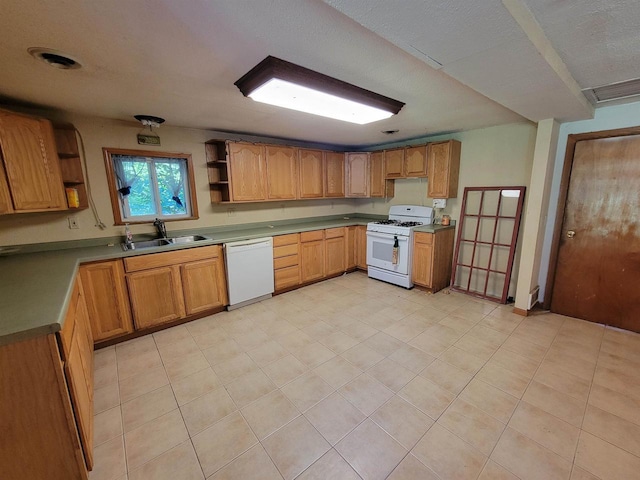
[366,231,411,274]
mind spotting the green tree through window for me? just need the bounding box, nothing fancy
[110,153,193,222]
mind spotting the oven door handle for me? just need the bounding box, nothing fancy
[366,231,409,241]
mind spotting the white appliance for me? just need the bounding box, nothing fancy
[366,205,433,288]
[224,237,275,310]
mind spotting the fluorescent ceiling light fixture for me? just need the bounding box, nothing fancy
[234,56,404,125]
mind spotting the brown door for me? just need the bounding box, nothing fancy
[551,134,640,331]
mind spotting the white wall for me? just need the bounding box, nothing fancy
[0,113,354,246]
[538,101,640,301]
[356,122,538,299]
[0,115,537,248]
[354,123,538,221]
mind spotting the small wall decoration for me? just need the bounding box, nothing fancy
[134,115,164,146]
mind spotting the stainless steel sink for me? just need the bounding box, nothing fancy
[121,238,172,251]
[167,235,210,244]
[121,235,210,251]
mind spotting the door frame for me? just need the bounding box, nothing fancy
[543,125,640,309]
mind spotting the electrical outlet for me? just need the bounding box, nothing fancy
[68,216,79,229]
[227,208,236,217]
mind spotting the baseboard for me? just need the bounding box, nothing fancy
[512,307,529,317]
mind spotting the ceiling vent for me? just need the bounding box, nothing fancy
[583,77,640,104]
[28,48,82,70]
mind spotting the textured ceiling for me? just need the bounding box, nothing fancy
[0,1,636,146]
[523,0,640,88]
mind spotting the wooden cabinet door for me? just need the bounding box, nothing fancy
[0,111,66,211]
[300,239,325,283]
[265,145,298,200]
[127,266,186,329]
[181,258,228,315]
[412,236,434,287]
[80,260,134,343]
[345,226,357,270]
[405,145,428,177]
[65,333,93,470]
[384,148,405,178]
[63,281,94,470]
[228,142,266,201]
[369,151,385,198]
[324,152,345,197]
[299,149,324,198]
[356,225,367,269]
[325,235,346,276]
[427,140,461,198]
[0,159,13,214]
[346,152,370,197]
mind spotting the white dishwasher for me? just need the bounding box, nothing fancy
[224,237,275,310]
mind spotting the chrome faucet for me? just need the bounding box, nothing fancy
[153,218,167,239]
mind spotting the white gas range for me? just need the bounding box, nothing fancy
[366,205,434,288]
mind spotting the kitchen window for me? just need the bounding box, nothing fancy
[103,148,198,225]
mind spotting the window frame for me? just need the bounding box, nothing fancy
[103,147,199,225]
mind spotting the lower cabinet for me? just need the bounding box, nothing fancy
[300,230,326,283]
[325,228,346,276]
[412,229,456,292]
[124,245,227,330]
[345,226,357,270]
[356,225,367,270]
[127,266,186,329]
[273,233,301,291]
[182,258,228,315]
[1,275,94,479]
[80,260,133,343]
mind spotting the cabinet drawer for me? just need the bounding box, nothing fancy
[414,232,433,245]
[124,245,222,272]
[325,227,345,239]
[275,266,299,290]
[274,243,299,258]
[274,254,299,269]
[273,233,299,247]
[300,230,324,242]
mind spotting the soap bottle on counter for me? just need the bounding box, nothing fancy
[124,224,134,249]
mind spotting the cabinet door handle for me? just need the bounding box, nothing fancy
[566,230,576,238]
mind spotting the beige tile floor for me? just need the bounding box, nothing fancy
[90,272,640,480]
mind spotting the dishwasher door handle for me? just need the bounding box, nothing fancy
[225,238,273,252]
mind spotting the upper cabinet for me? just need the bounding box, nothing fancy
[207,137,463,203]
[0,109,67,213]
[405,145,428,177]
[370,151,394,198]
[228,142,267,201]
[265,145,298,200]
[345,152,370,197]
[427,139,461,198]
[384,145,427,179]
[324,152,345,198]
[298,149,324,199]
[384,148,405,178]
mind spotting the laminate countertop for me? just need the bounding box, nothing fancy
[0,215,455,346]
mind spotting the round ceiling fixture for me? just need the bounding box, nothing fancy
[134,115,166,127]
[28,48,82,70]
[382,129,399,135]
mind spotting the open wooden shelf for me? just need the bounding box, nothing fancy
[53,125,89,210]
